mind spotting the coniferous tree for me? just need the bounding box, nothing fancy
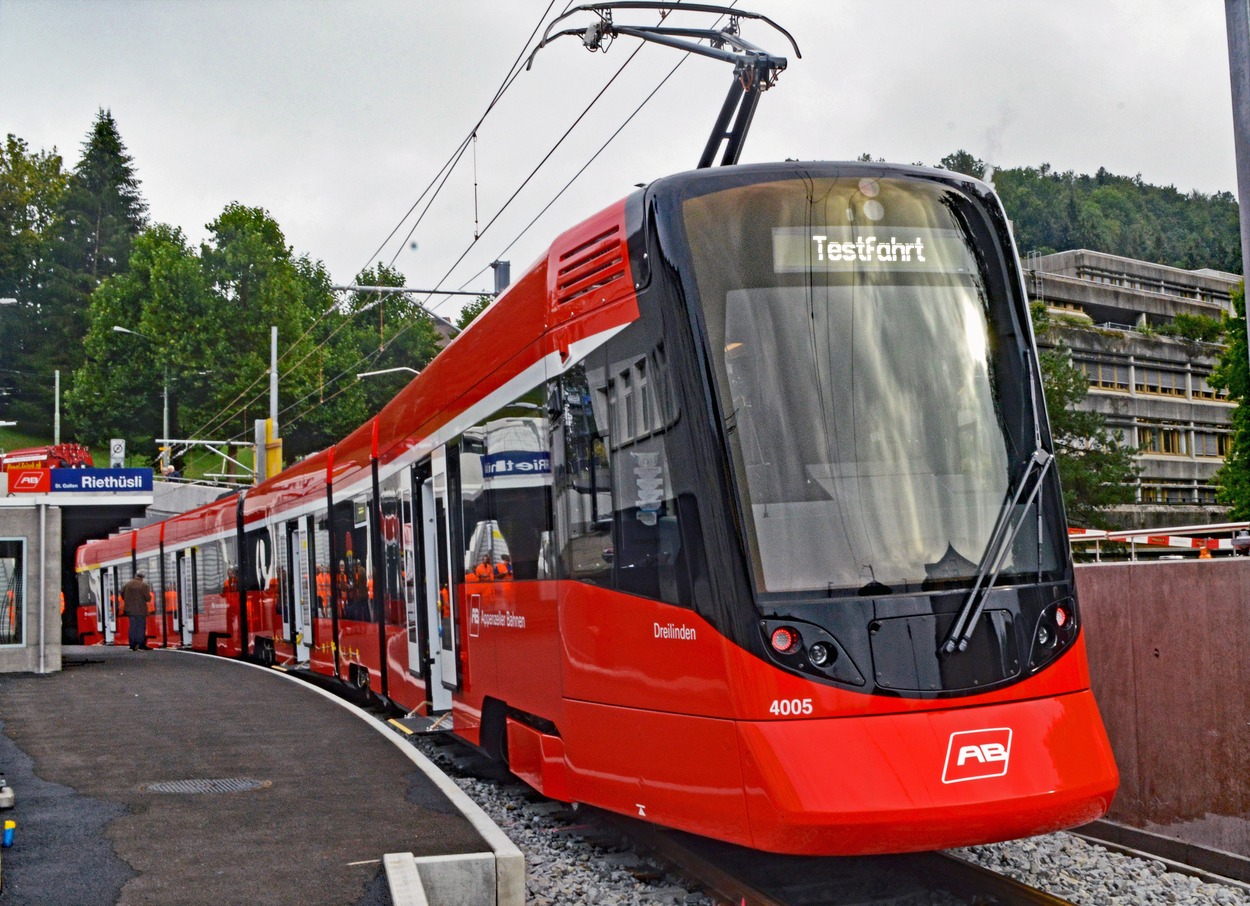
[25,110,147,436]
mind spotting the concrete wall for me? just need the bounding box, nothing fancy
[1077,559,1250,853]
[0,504,62,673]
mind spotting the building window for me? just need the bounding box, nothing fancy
[1139,483,1196,505]
[1137,422,1188,456]
[1135,366,1186,397]
[1194,431,1231,458]
[1077,359,1129,392]
[0,539,24,646]
[1193,373,1229,401]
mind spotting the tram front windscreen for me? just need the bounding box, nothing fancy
[680,173,1062,595]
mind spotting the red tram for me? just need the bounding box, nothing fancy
[76,160,1118,854]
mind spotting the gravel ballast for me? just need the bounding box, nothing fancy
[413,735,1250,905]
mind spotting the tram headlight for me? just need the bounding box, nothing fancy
[808,642,835,668]
[1030,600,1078,671]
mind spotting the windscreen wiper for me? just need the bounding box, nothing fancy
[939,447,1053,657]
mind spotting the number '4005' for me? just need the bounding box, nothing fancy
[769,698,813,716]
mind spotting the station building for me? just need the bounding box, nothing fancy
[0,470,219,674]
[1025,249,1242,530]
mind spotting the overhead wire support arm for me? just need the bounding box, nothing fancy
[527,2,800,169]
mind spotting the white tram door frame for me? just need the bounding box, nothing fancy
[427,459,456,701]
[290,521,312,663]
[177,552,195,647]
[102,568,117,644]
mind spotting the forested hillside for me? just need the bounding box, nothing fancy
[934,150,1242,275]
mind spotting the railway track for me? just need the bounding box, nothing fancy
[409,723,1080,905]
[595,809,1077,906]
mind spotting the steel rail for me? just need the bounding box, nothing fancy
[597,808,1077,906]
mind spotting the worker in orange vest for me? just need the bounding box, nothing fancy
[316,566,331,616]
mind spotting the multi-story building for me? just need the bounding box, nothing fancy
[1025,249,1241,530]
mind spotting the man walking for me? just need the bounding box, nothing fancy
[122,571,153,650]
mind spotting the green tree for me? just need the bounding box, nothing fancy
[57,109,148,280]
[916,149,1243,273]
[938,150,985,179]
[65,225,206,455]
[1210,283,1250,517]
[69,206,361,464]
[21,111,148,437]
[346,263,442,420]
[456,294,491,330]
[1033,307,1139,528]
[0,135,67,429]
[1040,345,1140,528]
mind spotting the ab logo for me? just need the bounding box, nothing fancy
[11,470,49,493]
[942,728,1012,783]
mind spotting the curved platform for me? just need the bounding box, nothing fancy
[0,646,520,905]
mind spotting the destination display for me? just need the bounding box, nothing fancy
[772,226,973,275]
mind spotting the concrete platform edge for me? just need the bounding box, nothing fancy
[384,853,431,906]
[173,651,525,906]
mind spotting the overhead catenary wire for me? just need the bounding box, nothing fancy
[281,3,739,438]
[184,2,562,444]
[425,1,741,305]
[222,2,722,442]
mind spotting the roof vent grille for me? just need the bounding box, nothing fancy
[555,225,626,307]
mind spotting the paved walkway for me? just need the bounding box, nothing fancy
[0,646,488,905]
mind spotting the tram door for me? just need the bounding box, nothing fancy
[428,452,458,692]
[287,521,312,663]
[88,569,103,639]
[179,551,196,647]
[170,552,182,640]
[102,568,118,645]
[419,474,453,709]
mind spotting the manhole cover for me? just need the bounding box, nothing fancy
[144,778,270,794]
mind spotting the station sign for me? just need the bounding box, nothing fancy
[50,467,153,493]
[10,467,153,494]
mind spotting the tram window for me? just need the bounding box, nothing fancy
[198,542,223,600]
[138,555,158,582]
[77,570,97,614]
[331,496,373,620]
[554,365,614,584]
[605,354,685,603]
[554,352,686,604]
[379,473,408,627]
[455,390,552,583]
[138,556,159,612]
[163,551,176,617]
[312,512,332,617]
[220,535,238,594]
[0,539,25,646]
[241,527,275,593]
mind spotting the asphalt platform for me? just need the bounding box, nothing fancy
[0,646,494,905]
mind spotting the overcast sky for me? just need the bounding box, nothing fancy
[2,1,1241,319]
